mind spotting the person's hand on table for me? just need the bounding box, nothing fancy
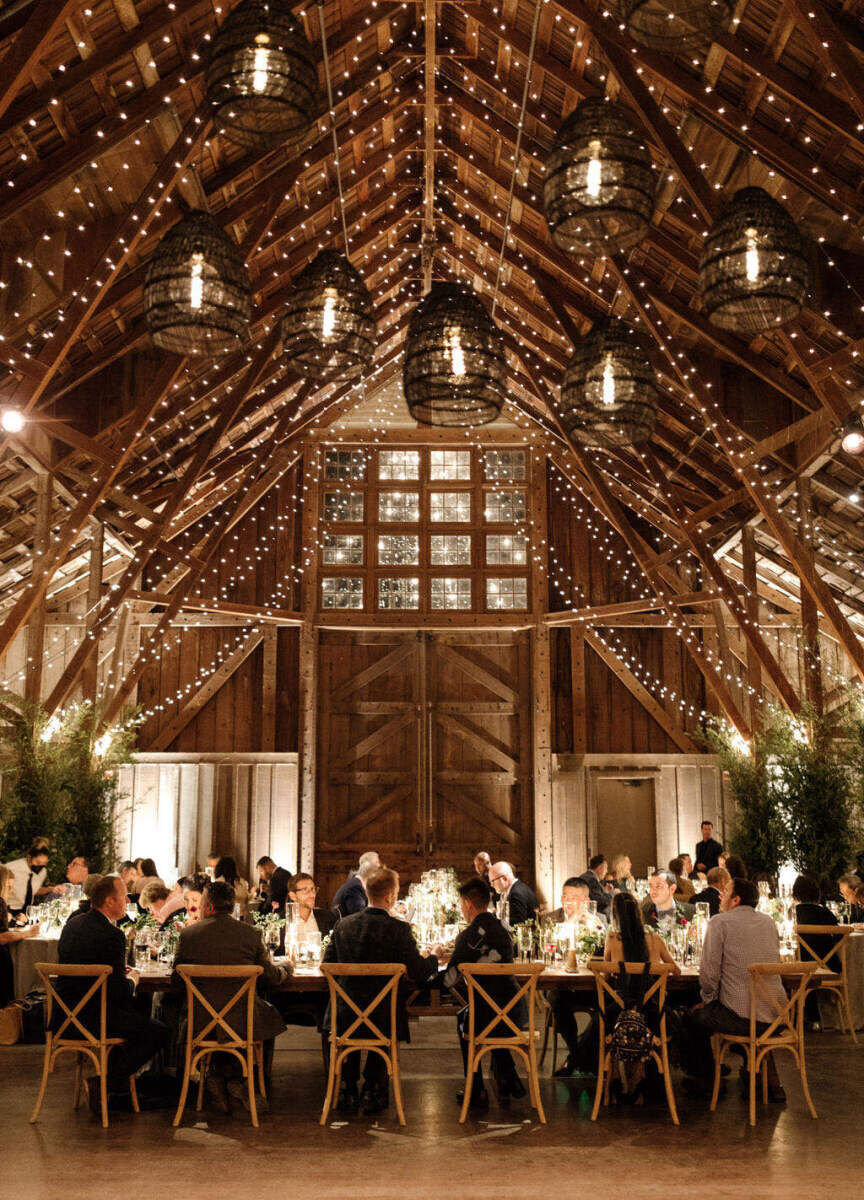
[22,923,41,939]
[50,884,66,895]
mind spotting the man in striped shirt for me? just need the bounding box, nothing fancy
[682,877,787,1102]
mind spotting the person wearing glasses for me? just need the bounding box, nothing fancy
[288,872,338,937]
[488,861,538,926]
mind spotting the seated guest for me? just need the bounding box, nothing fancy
[139,881,175,927]
[288,873,337,938]
[723,854,747,881]
[182,873,208,923]
[578,855,613,916]
[608,854,635,892]
[206,852,220,877]
[693,867,730,916]
[69,874,103,920]
[606,892,680,972]
[256,855,293,916]
[171,881,288,1113]
[118,861,140,891]
[56,875,168,1113]
[214,856,250,918]
[680,853,698,881]
[642,870,695,928]
[0,865,42,1006]
[323,867,439,1115]
[838,873,863,921]
[694,820,723,874]
[2,838,58,915]
[682,878,787,1101]
[793,873,839,968]
[489,862,539,926]
[473,851,491,883]
[551,878,607,930]
[441,877,526,1109]
[669,856,696,902]
[332,851,380,918]
[54,855,89,895]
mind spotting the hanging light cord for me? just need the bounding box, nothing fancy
[490,0,543,319]
[317,3,351,260]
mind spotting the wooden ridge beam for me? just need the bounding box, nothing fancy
[147,629,265,751]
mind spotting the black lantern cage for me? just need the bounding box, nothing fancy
[403,283,506,427]
[618,0,734,52]
[560,317,659,448]
[543,98,655,258]
[280,251,376,381]
[144,212,252,356]
[205,0,319,150]
[699,187,810,335]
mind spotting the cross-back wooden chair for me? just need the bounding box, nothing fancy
[457,962,546,1124]
[30,963,140,1129]
[319,963,407,1126]
[588,961,678,1125]
[796,924,857,1042]
[710,961,819,1126]
[172,964,266,1128]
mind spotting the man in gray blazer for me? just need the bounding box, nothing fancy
[171,880,288,1112]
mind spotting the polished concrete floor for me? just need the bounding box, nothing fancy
[2,1019,861,1200]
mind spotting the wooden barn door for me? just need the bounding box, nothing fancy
[315,629,534,903]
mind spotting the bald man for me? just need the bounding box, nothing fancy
[488,862,538,926]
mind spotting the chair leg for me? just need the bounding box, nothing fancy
[99,1049,109,1129]
[539,1006,551,1068]
[30,1040,53,1124]
[247,1048,259,1128]
[390,1045,406,1127]
[256,1045,267,1099]
[843,989,858,1044]
[173,1046,193,1128]
[748,1048,757,1127]
[195,1054,208,1112]
[319,1041,338,1125]
[798,1038,818,1120]
[590,1049,606,1122]
[459,1044,476,1124]
[761,1058,768,1105]
[709,1038,724,1112]
[528,1040,546,1125]
[73,1054,83,1110]
[129,1074,140,1114]
[659,1031,679,1126]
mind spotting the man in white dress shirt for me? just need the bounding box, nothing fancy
[2,839,59,914]
[683,876,787,1101]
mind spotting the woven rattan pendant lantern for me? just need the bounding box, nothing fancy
[543,99,655,258]
[144,212,251,356]
[205,0,318,149]
[699,187,809,334]
[560,317,658,447]
[280,250,376,380]
[619,0,733,51]
[403,283,506,427]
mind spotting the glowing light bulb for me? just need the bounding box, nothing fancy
[252,34,271,93]
[446,326,465,379]
[321,287,338,340]
[0,408,25,433]
[189,252,204,310]
[586,139,602,198]
[601,353,615,406]
[94,731,113,758]
[744,226,759,283]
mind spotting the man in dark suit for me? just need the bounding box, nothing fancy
[288,872,338,937]
[332,850,380,917]
[578,854,613,917]
[441,877,526,1109]
[171,880,288,1112]
[489,861,538,926]
[694,820,724,874]
[256,856,292,916]
[56,874,168,1114]
[693,867,730,916]
[323,866,439,1115]
[273,872,337,1049]
[792,873,840,1024]
[642,869,695,927]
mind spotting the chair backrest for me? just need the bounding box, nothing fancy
[174,964,263,1049]
[588,960,674,1017]
[36,963,111,1046]
[795,924,851,973]
[320,963,407,1046]
[747,962,818,1041]
[458,962,545,1044]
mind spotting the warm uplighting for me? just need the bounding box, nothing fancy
[0,408,25,433]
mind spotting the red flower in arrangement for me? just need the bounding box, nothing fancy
[676,915,690,928]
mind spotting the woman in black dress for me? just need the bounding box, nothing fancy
[0,865,42,1006]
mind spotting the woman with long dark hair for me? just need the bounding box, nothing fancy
[214,855,250,917]
[605,891,679,972]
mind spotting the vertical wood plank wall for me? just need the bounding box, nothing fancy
[116,754,299,882]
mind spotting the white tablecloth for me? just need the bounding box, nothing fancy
[819,930,864,1030]
[10,935,59,999]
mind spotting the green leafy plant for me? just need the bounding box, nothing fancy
[0,691,140,875]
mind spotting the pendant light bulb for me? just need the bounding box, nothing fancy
[446,326,466,380]
[252,33,271,93]
[586,139,603,198]
[321,287,338,340]
[602,353,616,406]
[744,226,760,283]
[189,252,204,310]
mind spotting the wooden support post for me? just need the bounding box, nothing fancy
[81,522,104,706]
[797,478,824,715]
[741,527,762,730]
[298,443,320,874]
[24,471,52,703]
[570,627,586,754]
[529,449,554,905]
[261,628,278,752]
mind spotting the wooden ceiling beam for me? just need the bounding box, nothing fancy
[788,0,864,129]
[0,0,79,127]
